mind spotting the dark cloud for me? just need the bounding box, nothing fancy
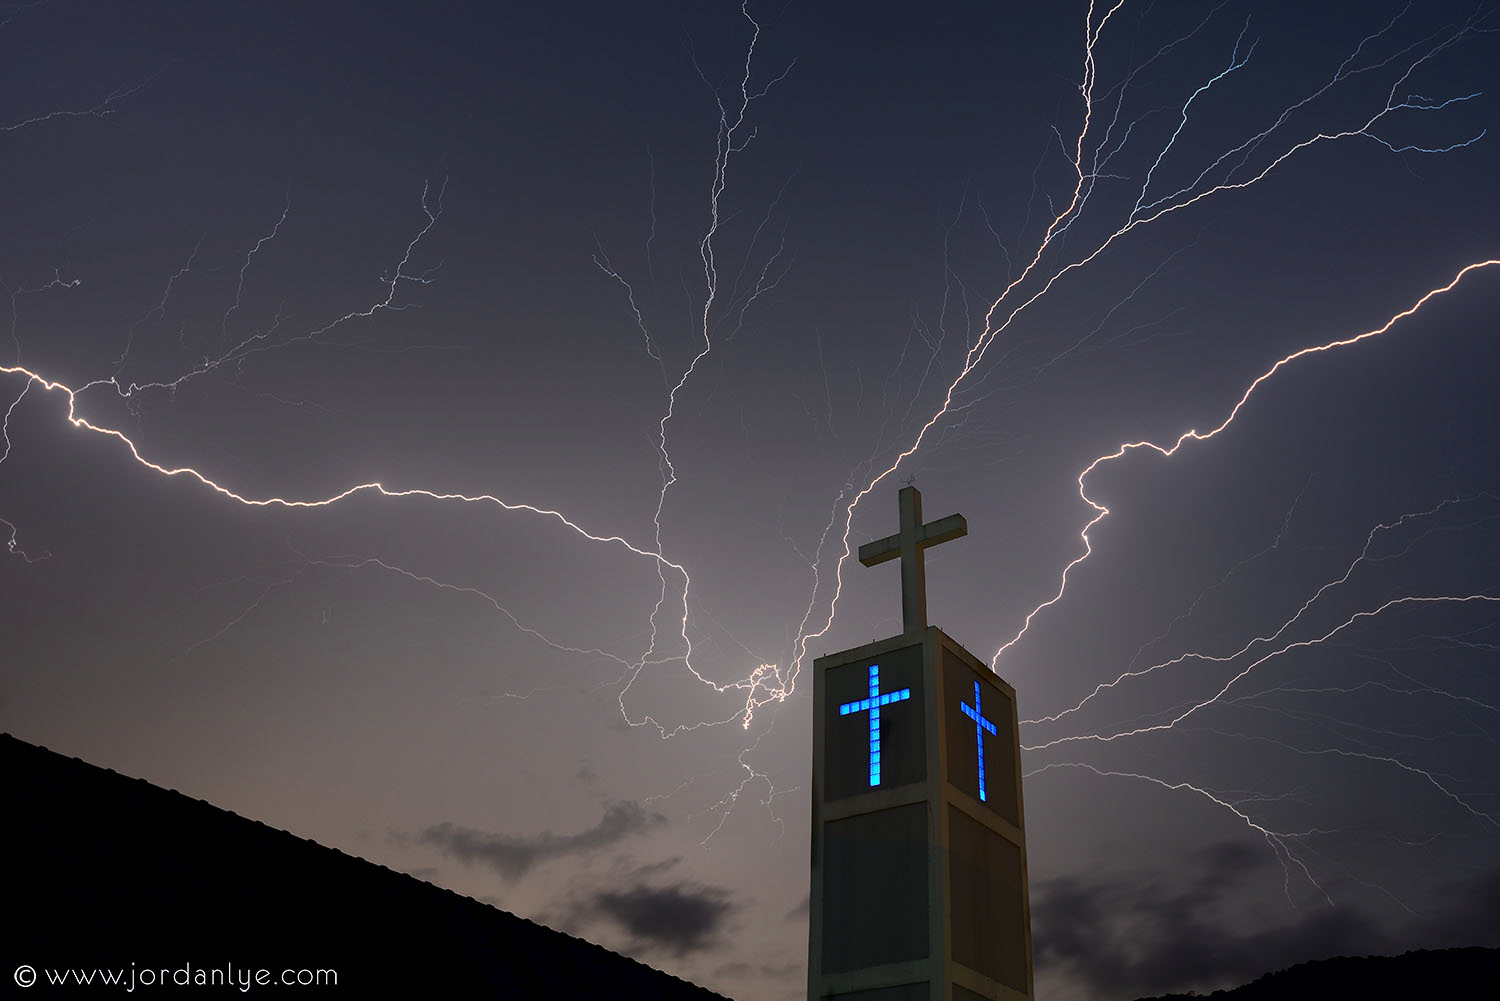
[1415,867,1500,947]
[785,895,809,919]
[1195,839,1268,891]
[1032,841,1383,997]
[1034,844,1500,999]
[419,801,664,881]
[713,961,752,979]
[586,882,736,956]
[628,855,683,879]
[757,961,802,981]
[712,958,800,984]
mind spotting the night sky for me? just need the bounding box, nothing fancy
[4,2,1499,999]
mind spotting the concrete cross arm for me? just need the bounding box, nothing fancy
[858,513,968,566]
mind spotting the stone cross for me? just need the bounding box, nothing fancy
[858,485,967,634]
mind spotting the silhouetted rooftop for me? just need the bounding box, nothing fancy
[2,732,730,999]
[1135,945,1500,1001]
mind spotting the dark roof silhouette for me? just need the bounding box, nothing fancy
[1135,945,1500,1001]
[1,732,731,999]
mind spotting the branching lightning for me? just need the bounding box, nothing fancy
[782,1,1496,702]
[4,0,1497,921]
[1027,760,1330,904]
[763,0,1500,905]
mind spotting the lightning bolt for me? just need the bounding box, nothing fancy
[762,1,1499,903]
[781,1,1495,711]
[1027,494,1500,727]
[994,260,1499,666]
[92,179,446,406]
[4,1,1496,891]
[1027,761,1330,905]
[589,1,796,738]
[1028,595,1500,753]
[2,6,796,757]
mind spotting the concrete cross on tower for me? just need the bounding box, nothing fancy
[858,484,968,634]
[811,483,1033,1000]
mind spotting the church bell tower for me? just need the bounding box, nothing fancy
[807,486,1033,1001]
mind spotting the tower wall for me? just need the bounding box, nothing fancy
[808,627,1032,1001]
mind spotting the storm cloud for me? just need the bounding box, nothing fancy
[1032,843,1500,999]
[583,882,736,956]
[420,801,664,880]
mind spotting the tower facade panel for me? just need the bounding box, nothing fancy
[824,643,926,801]
[941,651,1020,828]
[809,628,1032,1001]
[947,806,1028,991]
[810,484,1027,1001]
[822,803,930,973]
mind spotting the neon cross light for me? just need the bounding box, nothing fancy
[959,680,997,802]
[839,664,911,786]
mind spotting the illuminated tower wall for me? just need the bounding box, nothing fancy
[807,626,1033,1001]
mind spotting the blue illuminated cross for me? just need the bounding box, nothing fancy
[838,664,912,787]
[959,681,998,802]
